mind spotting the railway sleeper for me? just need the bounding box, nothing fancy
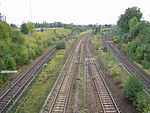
[55,105,64,107]
[100,94,110,97]
[53,107,64,110]
[105,110,117,113]
[55,102,65,105]
[0,104,7,108]
[58,95,67,98]
[103,100,113,104]
[103,102,114,105]
[1,97,11,101]
[105,106,116,110]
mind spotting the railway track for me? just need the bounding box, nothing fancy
[84,34,120,113]
[0,47,56,113]
[40,36,84,113]
[41,33,120,113]
[72,36,84,113]
[103,33,150,89]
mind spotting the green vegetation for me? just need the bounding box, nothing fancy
[109,7,150,112]
[112,7,150,70]
[117,7,142,33]
[21,22,29,34]
[34,22,96,35]
[136,89,150,113]
[56,41,66,50]
[123,75,150,113]
[91,33,128,88]
[0,21,71,88]
[9,33,77,113]
[123,75,144,102]
[92,31,150,113]
[0,21,27,85]
[9,50,67,113]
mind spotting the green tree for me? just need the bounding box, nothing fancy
[10,23,17,28]
[130,21,150,36]
[27,22,35,33]
[117,7,142,33]
[128,17,138,33]
[56,41,66,50]
[0,21,11,40]
[11,29,24,44]
[21,22,29,34]
[0,59,5,71]
[4,56,16,70]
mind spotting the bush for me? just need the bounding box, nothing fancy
[110,66,121,77]
[4,56,16,70]
[21,23,29,34]
[123,75,144,102]
[40,28,44,32]
[95,44,100,51]
[102,46,108,52]
[56,41,66,50]
[136,90,150,113]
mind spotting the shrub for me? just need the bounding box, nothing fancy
[56,41,66,50]
[21,23,29,34]
[4,56,16,70]
[136,90,150,113]
[110,66,121,77]
[40,28,44,32]
[95,44,99,51]
[123,75,144,102]
[102,46,108,52]
[115,76,126,88]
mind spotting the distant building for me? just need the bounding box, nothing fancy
[95,27,100,32]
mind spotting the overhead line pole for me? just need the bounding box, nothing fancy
[29,0,33,21]
[28,0,33,63]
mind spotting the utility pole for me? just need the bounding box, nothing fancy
[106,40,113,75]
[28,0,33,63]
[28,31,32,63]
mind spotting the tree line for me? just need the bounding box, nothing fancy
[0,21,71,87]
[112,7,150,69]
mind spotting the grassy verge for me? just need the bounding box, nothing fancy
[91,33,128,88]
[133,61,150,75]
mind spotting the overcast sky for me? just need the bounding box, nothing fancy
[0,0,150,25]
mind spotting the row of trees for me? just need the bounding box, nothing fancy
[113,7,150,69]
[111,7,150,113]
[34,21,100,32]
[0,21,29,84]
[0,21,71,87]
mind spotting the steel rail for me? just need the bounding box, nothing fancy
[40,35,85,113]
[103,33,150,89]
[85,33,120,113]
[0,47,56,113]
